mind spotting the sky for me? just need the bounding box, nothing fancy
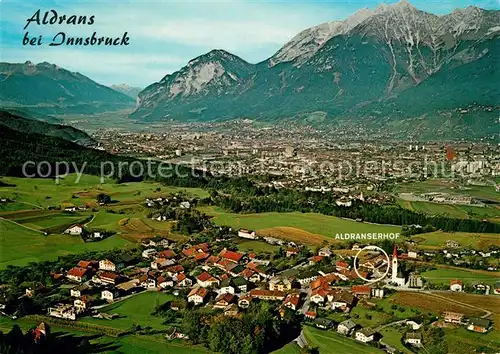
[1,0,498,87]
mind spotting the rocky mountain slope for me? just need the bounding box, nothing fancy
[0,61,134,114]
[132,1,499,139]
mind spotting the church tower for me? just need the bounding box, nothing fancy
[391,243,398,281]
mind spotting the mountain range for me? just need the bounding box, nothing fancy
[0,61,135,115]
[132,1,499,139]
[110,84,143,99]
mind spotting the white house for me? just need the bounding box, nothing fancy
[404,332,422,347]
[450,280,463,292]
[99,259,116,272]
[318,247,332,257]
[219,280,235,295]
[65,225,83,235]
[355,328,375,343]
[408,250,419,259]
[238,229,258,240]
[187,287,208,305]
[142,248,157,259]
[101,289,119,302]
[406,320,422,330]
[337,320,356,335]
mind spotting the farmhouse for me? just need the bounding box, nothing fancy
[187,287,209,305]
[238,295,252,309]
[238,229,258,240]
[197,272,219,288]
[101,289,120,302]
[248,289,286,301]
[310,288,329,304]
[230,276,248,292]
[404,332,422,347]
[65,225,83,235]
[355,328,375,343]
[450,279,463,292]
[219,248,244,263]
[443,312,464,324]
[213,293,235,309]
[337,320,356,335]
[94,271,121,285]
[269,277,292,292]
[99,259,117,272]
[219,279,235,295]
[47,304,76,320]
[318,247,332,257]
[314,318,333,330]
[70,284,89,298]
[283,293,301,311]
[66,267,90,283]
[351,285,371,298]
[74,296,91,313]
[467,318,491,333]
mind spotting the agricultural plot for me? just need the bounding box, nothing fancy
[422,268,499,288]
[81,291,175,330]
[412,231,500,250]
[397,180,499,202]
[200,206,401,246]
[0,174,208,210]
[0,219,130,269]
[302,326,383,354]
[235,240,280,253]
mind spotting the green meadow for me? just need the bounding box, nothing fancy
[0,174,208,210]
[0,219,131,268]
[301,326,383,354]
[81,291,175,330]
[422,268,499,287]
[200,206,401,240]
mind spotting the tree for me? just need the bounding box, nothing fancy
[96,193,111,204]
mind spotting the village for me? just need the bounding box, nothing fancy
[11,220,494,353]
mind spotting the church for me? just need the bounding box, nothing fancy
[390,243,406,287]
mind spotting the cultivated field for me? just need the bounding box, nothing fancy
[0,174,208,210]
[302,326,383,354]
[200,206,401,246]
[389,292,483,317]
[81,291,175,330]
[421,268,499,288]
[0,219,130,268]
[397,180,500,202]
[412,230,500,250]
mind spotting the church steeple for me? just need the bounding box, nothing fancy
[391,243,398,280]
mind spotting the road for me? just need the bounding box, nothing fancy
[0,216,47,235]
[293,330,308,349]
[375,319,407,331]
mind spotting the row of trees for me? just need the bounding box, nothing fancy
[212,190,500,233]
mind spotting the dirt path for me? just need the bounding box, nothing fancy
[0,217,47,235]
[427,291,493,318]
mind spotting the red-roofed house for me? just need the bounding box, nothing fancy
[450,279,463,292]
[197,272,219,287]
[219,249,244,263]
[188,287,209,305]
[336,261,350,271]
[283,293,301,311]
[214,293,235,309]
[304,311,317,320]
[351,285,371,298]
[310,288,329,304]
[67,267,90,283]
